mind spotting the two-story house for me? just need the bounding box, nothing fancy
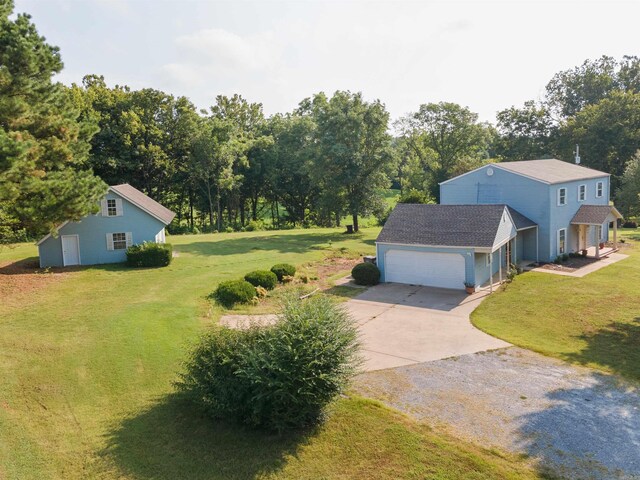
[37,184,175,267]
[376,159,622,290]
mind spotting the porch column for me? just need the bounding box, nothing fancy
[489,252,493,293]
[594,225,600,259]
[499,245,503,284]
[513,237,517,266]
[613,220,618,250]
[536,226,539,263]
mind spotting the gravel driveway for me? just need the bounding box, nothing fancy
[354,347,640,479]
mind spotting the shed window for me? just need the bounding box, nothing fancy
[112,232,127,250]
[558,228,566,255]
[578,185,586,202]
[557,188,567,206]
[107,199,117,216]
[596,181,603,198]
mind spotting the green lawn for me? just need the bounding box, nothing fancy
[472,229,640,382]
[0,229,543,479]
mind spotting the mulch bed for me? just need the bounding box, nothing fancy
[0,259,69,306]
[536,256,600,272]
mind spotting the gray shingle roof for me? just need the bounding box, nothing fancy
[571,205,622,225]
[110,184,176,225]
[495,159,608,184]
[506,207,537,230]
[377,204,515,248]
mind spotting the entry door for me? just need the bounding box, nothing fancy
[61,235,80,266]
[579,225,587,250]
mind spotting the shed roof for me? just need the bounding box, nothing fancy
[570,205,623,225]
[494,159,608,184]
[110,184,175,225]
[376,204,523,249]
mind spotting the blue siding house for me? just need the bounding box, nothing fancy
[37,184,175,267]
[376,159,622,291]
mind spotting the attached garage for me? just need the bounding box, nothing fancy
[376,204,524,291]
[384,250,465,289]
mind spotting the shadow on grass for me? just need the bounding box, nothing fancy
[516,373,640,479]
[565,318,640,382]
[176,232,370,257]
[323,285,365,301]
[102,393,314,480]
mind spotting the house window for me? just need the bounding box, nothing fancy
[558,188,567,206]
[558,228,566,255]
[107,199,117,216]
[578,184,586,202]
[596,181,603,198]
[112,232,127,250]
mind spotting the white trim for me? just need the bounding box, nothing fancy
[61,234,81,266]
[36,221,70,246]
[557,187,567,206]
[596,181,604,198]
[108,187,170,225]
[557,228,567,255]
[578,184,586,202]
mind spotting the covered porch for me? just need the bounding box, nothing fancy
[571,205,623,259]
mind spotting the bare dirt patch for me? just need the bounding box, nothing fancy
[0,259,70,309]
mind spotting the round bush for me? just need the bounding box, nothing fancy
[351,262,380,286]
[270,263,296,282]
[212,280,256,307]
[179,295,360,431]
[244,270,278,290]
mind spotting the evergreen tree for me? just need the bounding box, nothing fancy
[0,1,106,242]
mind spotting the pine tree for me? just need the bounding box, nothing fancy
[0,0,106,242]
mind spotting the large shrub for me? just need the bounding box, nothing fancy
[270,263,296,282]
[126,242,172,267]
[351,262,380,286]
[212,280,256,307]
[179,295,361,431]
[244,270,278,290]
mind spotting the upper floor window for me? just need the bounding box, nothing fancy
[107,199,117,216]
[578,184,586,202]
[557,187,567,206]
[102,198,123,217]
[596,181,604,198]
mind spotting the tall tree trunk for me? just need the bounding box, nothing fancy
[352,213,359,232]
[251,194,258,221]
[240,198,246,226]
[189,189,194,230]
[335,212,341,227]
[216,187,222,232]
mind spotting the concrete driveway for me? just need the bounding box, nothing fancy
[346,283,510,371]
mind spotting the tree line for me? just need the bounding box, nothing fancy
[2,0,640,245]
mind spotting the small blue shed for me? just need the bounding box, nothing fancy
[37,184,175,267]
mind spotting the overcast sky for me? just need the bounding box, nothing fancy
[14,0,640,123]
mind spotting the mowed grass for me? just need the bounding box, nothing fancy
[472,229,640,382]
[0,229,543,479]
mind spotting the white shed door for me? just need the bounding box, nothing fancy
[385,250,465,290]
[61,235,80,266]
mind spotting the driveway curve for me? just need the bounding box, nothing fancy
[346,283,509,371]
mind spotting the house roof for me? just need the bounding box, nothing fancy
[570,205,623,225]
[493,159,608,184]
[506,207,537,230]
[440,159,610,186]
[377,204,521,249]
[110,184,176,225]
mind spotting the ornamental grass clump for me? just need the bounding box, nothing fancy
[179,294,361,431]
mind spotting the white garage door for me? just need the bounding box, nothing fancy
[385,250,466,290]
